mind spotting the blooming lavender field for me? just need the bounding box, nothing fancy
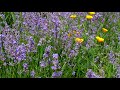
[0,12,120,78]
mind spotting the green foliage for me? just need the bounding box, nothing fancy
[4,12,16,28]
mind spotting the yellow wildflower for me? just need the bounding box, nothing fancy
[68,33,72,37]
[70,14,77,19]
[86,15,93,20]
[75,38,84,43]
[96,36,104,42]
[88,12,95,15]
[102,28,108,33]
[96,36,101,39]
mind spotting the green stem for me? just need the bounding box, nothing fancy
[18,12,23,30]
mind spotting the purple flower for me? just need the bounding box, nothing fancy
[40,18,48,30]
[43,46,52,58]
[45,46,52,52]
[27,36,35,52]
[40,61,46,68]
[85,43,90,49]
[52,60,59,65]
[86,69,101,78]
[52,72,58,78]
[66,42,71,49]
[118,34,120,41]
[94,13,102,19]
[14,43,27,61]
[108,51,116,64]
[12,40,17,44]
[85,38,94,50]
[51,66,58,70]
[53,54,58,60]
[74,43,80,50]
[52,29,57,38]
[51,14,61,26]
[51,65,61,70]
[52,71,62,78]
[63,35,68,41]
[69,50,76,58]
[102,18,105,22]
[59,12,71,19]
[23,63,28,69]
[116,65,120,78]
[30,70,35,77]
[14,59,17,63]
[43,53,49,58]
[0,34,5,38]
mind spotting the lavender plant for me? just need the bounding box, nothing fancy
[0,12,119,78]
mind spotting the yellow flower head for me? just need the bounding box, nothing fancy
[86,15,93,20]
[70,14,77,19]
[88,12,95,15]
[96,36,104,42]
[96,36,100,39]
[75,38,84,43]
[68,33,72,37]
[102,28,108,33]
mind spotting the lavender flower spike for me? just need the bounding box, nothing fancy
[86,69,102,78]
[53,53,58,60]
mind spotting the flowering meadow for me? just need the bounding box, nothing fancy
[0,12,120,78]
